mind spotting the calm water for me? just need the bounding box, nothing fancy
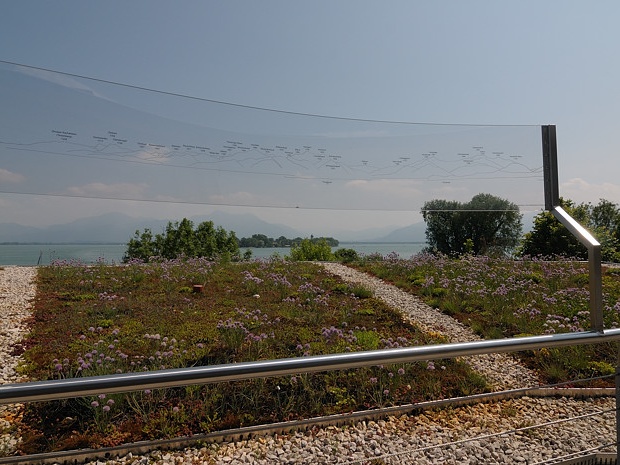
[0,242,427,266]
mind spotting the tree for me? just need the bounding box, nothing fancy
[123,218,240,262]
[334,248,359,263]
[160,218,196,258]
[421,199,465,256]
[519,198,620,261]
[591,199,620,231]
[124,228,156,262]
[289,238,334,261]
[422,193,522,257]
[465,193,523,255]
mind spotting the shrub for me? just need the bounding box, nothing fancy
[334,248,359,263]
[289,238,334,261]
[123,218,240,262]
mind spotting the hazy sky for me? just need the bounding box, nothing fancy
[1,1,618,236]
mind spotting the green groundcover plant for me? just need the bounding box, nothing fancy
[13,257,486,454]
[353,252,620,385]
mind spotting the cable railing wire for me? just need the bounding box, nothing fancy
[531,444,617,465]
[345,408,617,464]
[0,190,546,213]
[0,60,541,127]
[0,344,615,463]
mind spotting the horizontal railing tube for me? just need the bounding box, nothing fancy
[2,329,620,404]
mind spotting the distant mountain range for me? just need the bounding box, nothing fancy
[0,212,429,244]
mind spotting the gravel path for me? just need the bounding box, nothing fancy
[0,264,616,464]
[0,266,37,456]
[320,262,540,391]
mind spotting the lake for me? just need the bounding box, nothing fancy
[0,242,427,266]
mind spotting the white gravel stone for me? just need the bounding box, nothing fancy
[0,266,36,457]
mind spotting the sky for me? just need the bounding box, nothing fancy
[1,1,619,237]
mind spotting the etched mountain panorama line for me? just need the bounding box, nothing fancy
[0,64,544,218]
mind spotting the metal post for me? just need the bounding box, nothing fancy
[552,206,604,332]
[542,125,604,332]
[589,244,604,332]
[542,124,610,453]
[541,125,559,211]
[616,344,620,453]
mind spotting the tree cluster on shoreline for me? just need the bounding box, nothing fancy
[423,194,620,262]
[123,218,240,262]
[123,220,340,262]
[238,234,338,248]
[520,198,620,261]
[122,195,620,263]
[422,193,521,257]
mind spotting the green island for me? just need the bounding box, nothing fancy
[238,234,338,248]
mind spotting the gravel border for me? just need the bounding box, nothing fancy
[0,266,37,456]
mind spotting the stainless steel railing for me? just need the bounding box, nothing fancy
[2,329,620,404]
[552,205,604,331]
